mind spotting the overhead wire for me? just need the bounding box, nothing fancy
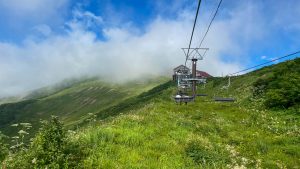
[228,50,300,76]
[178,1,299,100]
[218,51,300,96]
[198,0,223,49]
[184,0,202,68]
[191,0,223,59]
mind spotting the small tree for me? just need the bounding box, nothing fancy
[31,116,67,168]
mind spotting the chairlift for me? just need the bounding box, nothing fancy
[213,76,235,102]
[196,78,207,96]
[173,47,209,104]
[174,75,195,104]
[174,94,194,105]
[174,76,207,103]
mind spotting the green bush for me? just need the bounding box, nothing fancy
[253,58,300,109]
[0,131,8,162]
[8,116,80,168]
[31,116,67,167]
[6,116,85,168]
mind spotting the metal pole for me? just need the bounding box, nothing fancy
[192,58,197,98]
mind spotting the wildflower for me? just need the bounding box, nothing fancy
[241,157,248,164]
[32,158,37,164]
[12,136,19,139]
[20,123,32,129]
[18,130,29,135]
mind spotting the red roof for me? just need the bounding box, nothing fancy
[196,70,212,78]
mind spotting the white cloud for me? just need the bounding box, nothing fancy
[33,24,52,36]
[71,8,103,27]
[0,1,278,97]
[261,55,267,60]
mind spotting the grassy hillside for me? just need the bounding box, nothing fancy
[0,97,24,106]
[0,77,168,138]
[1,58,300,168]
[0,78,87,105]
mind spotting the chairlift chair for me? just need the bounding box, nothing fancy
[174,94,195,105]
[213,76,235,102]
[173,47,209,104]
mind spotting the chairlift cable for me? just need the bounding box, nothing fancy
[198,0,223,48]
[229,50,300,76]
[213,51,299,103]
[184,0,202,68]
[190,0,223,59]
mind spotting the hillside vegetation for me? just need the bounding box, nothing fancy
[0,77,168,138]
[1,58,299,168]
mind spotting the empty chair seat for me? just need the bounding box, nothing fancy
[174,95,194,104]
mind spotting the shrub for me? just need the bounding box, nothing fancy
[5,116,86,168]
[0,131,8,162]
[30,116,67,168]
[253,58,300,109]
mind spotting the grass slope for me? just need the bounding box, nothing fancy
[67,59,299,168]
[2,59,300,168]
[0,77,168,138]
[72,80,299,168]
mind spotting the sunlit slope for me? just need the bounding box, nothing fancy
[69,59,299,168]
[5,58,300,168]
[200,57,300,108]
[0,77,169,136]
[73,93,299,168]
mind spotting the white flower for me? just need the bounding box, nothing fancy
[12,136,19,139]
[18,130,29,135]
[32,158,37,164]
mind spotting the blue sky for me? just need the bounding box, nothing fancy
[0,0,300,97]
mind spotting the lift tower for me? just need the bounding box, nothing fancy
[182,47,209,98]
[192,58,197,97]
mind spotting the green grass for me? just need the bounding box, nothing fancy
[0,77,169,138]
[68,81,299,168]
[1,59,300,168]
[67,59,299,168]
